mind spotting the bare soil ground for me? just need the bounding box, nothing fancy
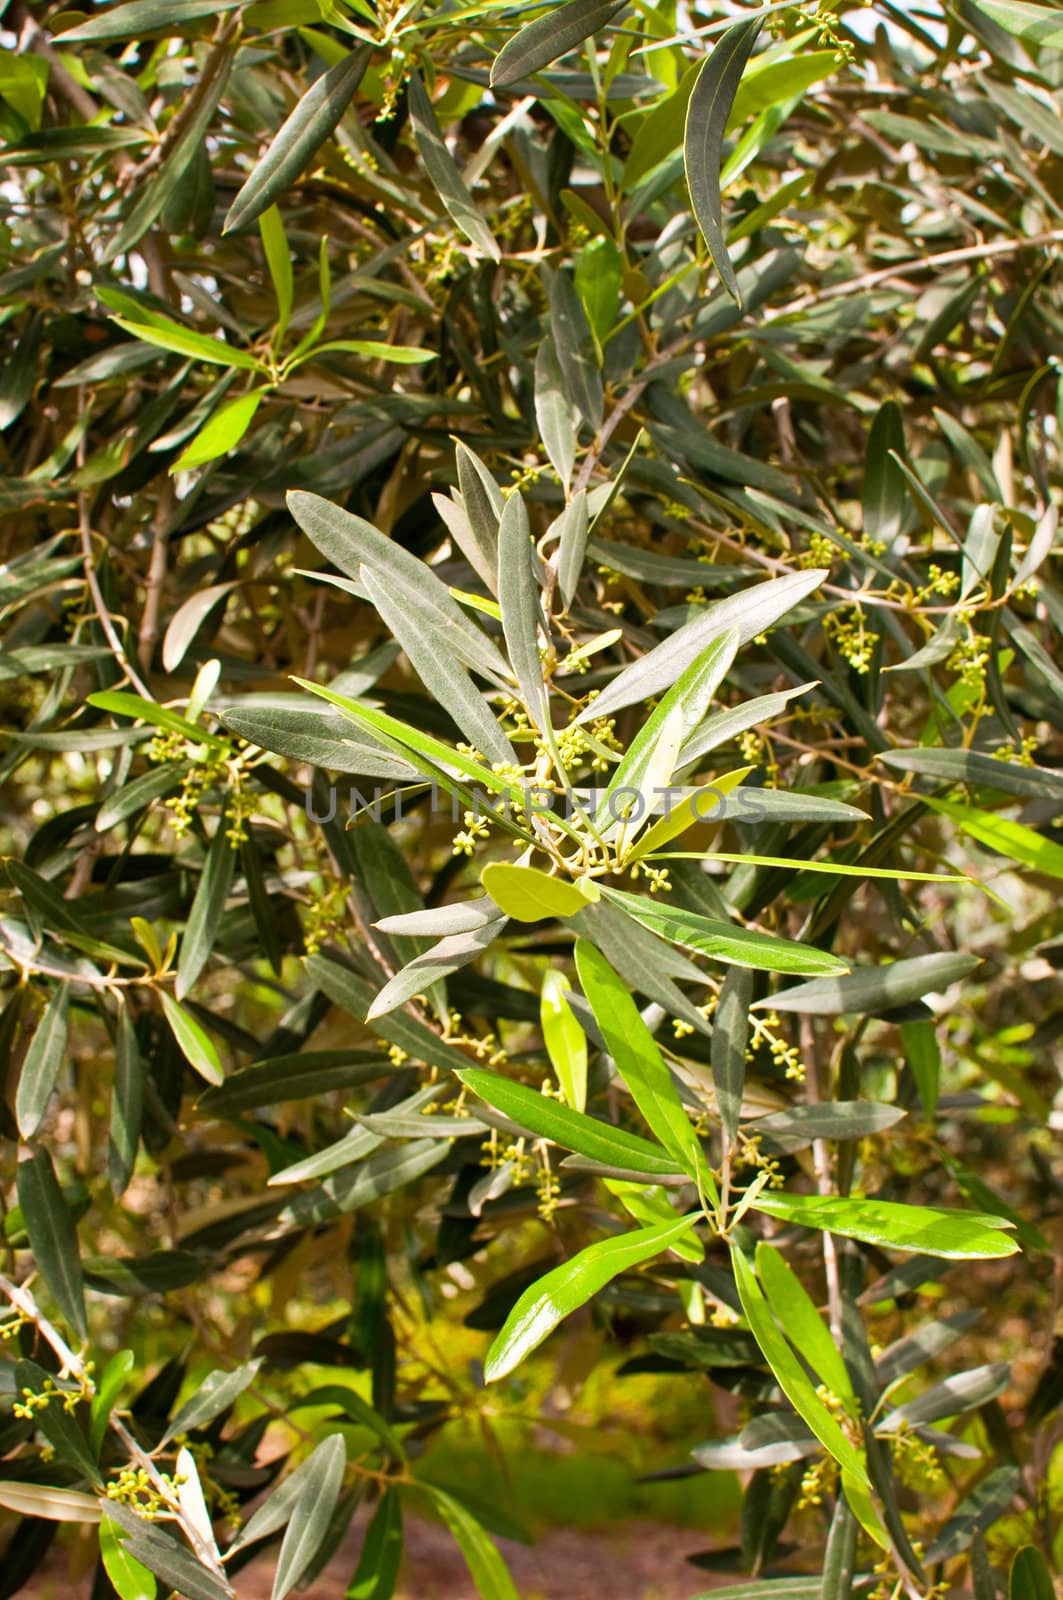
[238,1514,724,1600]
[29,1516,729,1600]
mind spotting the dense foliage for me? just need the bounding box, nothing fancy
[1,0,1062,1596]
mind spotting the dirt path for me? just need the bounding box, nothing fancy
[237,1514,725,1600]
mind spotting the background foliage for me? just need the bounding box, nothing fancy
[0,0,1062,1596]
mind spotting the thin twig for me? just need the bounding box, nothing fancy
[769,228,1063,318]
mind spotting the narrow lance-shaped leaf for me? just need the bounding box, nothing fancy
[16,1149,87,1338]
[346,1488,403,1600]
[753,1192,1019,1260]
[109,1004,144,1195]
[534,333,577,491]
[763,952,981,1015]
[270,1437,347,1600]
[604,887,850,977]
[490,0,629,88]
[16,983,69,1138]
[457,1065,683,1177]
[862,400,907,547]
[574,939,717,1202]
[225,47,371,233]
[730,1244,869,1486]
[486,1215,698,1381]
[684,20,764,304]
[541,969,588,1113]
[159,991,224,1086]
[361,565,517,766]
[601,630,739,844]
[712,966,751,1145]
[1009,1546,1055,1600]
[755,1243,857,1410]
[101,1512,157,1600]
[174,387,265,474]
[573,568,826,725]
[103,52,231,265]
[406,71,500,261]
[497,491,552,737]
[159,1360,262,1448]
[176,815,237,1000]
[417,1484,519,1600]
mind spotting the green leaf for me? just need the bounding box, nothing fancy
[755,1244,856,1408]
[602,630,738,844]
[684,19,763,304]
[16,1149,87,1338]
[1009,1546,1055,1600]
[752,1101,906,1153]
[96,766,187,834]
[603,888,850,976]
[497,491,551,738]
[534,334,577,490]
[101,1513,157,1600]
[406,71,500,261]
[921,795,1063,879]
[287,491,509,683]
[361,566,516,766]
[0,312,42,431]
[574,568,825,725]
[16,983,69,1138]
[96,290,263,372]
[58,0,243,42]
[159,1360,262,1448]
[763,952,981,1015]
[176,817,236,1000]
[457,1065,683,1177]
[730,1244,869,1485]
[711,966,752,1144]
[540,969,587,1113]
[925,1465,1020,1564]
[481,862,593,921]
[862,401,907,547]
[108,1005,143,1196]
[880,1362,1011,1429]
[159,991,224,1085]
[629,765,752,859]
[346,1489,403,1600]
[221,698,415,779]
[485,1215,698,1381]
[199,1049,384,1114]
[14,1356,99,1480]
[415,1484,519,1600]
[224,47,370,232]
[820,1496,857,1600]
[173,389,265,472]
[880,747,1063,801]
[547,270,602,431]
[490,0,628,88]
[972,1,1063,45]
[728,47,839,125]
[900,1019,940,1120]
[102,54,231,264]
[574,939,714,1197]
[91,1348,135,1455]
[623,59,700,191]
[272,1436,347,1600]
[555,491,588,610]
[0,1482,101,1522]
[752,1193,1020,1259]
[279,1138,453,1226]
[87,689,228,748]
